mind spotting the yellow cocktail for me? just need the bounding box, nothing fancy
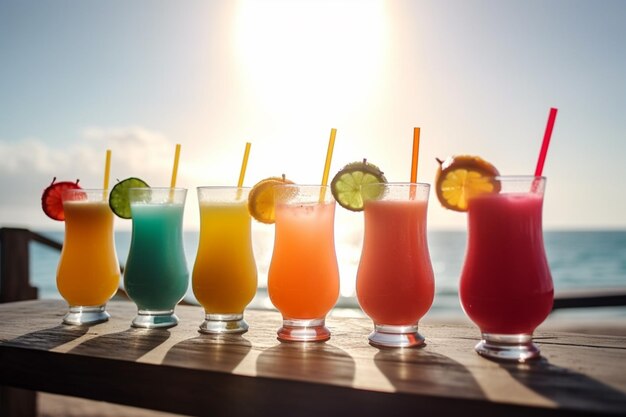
[192,187,257,333]
[57,189,120,325]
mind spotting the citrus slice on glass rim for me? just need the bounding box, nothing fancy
[41,178,82,221]
[108,177,150,219]
[434,155,500,212]
[330,159,387,212]
[248,175,294,224]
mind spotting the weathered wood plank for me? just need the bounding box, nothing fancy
[0,300,625,416]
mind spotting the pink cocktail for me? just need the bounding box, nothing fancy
[356,183,435,347]
[460,176,553,361]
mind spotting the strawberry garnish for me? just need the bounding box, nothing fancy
[41,177,82,221]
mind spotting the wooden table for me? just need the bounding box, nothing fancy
[1,300,625,416]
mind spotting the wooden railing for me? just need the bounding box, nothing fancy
[0,227,124,304]
[1,226,626,309]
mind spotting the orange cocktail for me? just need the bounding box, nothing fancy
[356,183,434,347]
[57,189,120,325]
[268,184,340,342]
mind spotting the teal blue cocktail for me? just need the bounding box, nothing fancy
[124,187,189,328]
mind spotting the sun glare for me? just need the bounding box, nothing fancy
[234,0,387,126]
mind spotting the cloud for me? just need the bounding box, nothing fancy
[0,126,184,228]
[0,126,178,181]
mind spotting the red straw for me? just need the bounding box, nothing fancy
[534,107,558,176]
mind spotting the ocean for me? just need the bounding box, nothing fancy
[27,229,626,320]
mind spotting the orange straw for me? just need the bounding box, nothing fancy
[410,128,421,199]
[320,128,337,202]
[411,127,420,182]
[237,142,251,199]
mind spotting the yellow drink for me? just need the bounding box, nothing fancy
[57,190,120,324]
[192,187,257,333]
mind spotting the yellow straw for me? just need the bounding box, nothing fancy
[170,144,181,188]
[319,128,337,202]
[103,149,112,190]
[102,149,111,200]
[169,144,181,202]
[238,142,252,188]
[237,142,252,200]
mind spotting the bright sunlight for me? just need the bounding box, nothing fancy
[234,0,388,127]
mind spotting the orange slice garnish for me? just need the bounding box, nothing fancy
[435,155,500,212]
[248,176,294,224]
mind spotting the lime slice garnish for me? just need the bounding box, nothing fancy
[330,160,387,211]
[109,177,150,219]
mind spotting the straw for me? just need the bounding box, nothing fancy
[410,128,420,199]
[103,149,112,191]
[238,142,252,188]
[319,128,337,202]
[534,108,558,177]
[170,144,181,188]
[411,127,421,182]
[169,144,181,202]
[237,142,252,199]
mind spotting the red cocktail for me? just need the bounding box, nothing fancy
[460,176,553,361]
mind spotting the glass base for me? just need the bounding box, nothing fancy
[475,332,541,362]
[368,323,425,348]
[132,309,178,329]
[277,318,330,342]
[63,305,110,326]
[199,313,248,334]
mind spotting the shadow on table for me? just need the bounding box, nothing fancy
[163,334,252,372]
[502,358,626,413]
[256,342,356,386]
[374,349,486,399]
[69,328,171,361]
[3,325,91,351]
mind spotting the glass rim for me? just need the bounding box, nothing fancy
[362,181,431,187]
[494,175,546,181]
[127,187,187,191]
[62,188,109,193]
[274,182,330,188]
[196,185,251,190]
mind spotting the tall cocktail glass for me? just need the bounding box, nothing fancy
[268,184,340,342]
[124,187,189,329]
[460,176,553,362]
[356,183,435,347]
[57,189,120,325]
[192,186,257,334]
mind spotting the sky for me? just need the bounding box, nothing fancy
[1,0,625,231]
